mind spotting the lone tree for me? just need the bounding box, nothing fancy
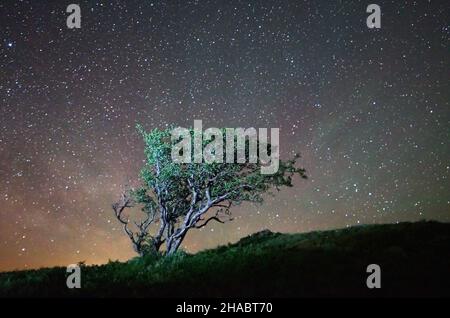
[113,124,306,256]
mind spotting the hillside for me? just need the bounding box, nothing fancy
[0,221,449,297]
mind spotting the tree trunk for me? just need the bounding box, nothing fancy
[166,231,186,255]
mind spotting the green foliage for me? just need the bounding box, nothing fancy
[134,123,306,213]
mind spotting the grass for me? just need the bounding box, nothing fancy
[0,221,449,297]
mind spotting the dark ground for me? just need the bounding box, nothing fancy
[0,221,449,297]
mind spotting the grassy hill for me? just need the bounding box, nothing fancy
[1,221,449,297]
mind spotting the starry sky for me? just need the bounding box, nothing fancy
[0,0,449,271]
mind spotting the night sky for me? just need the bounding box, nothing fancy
[0,0,449,271]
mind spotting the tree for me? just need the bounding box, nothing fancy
[112,124,306,256]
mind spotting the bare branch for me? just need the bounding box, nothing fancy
[195,209,234,229]
[195,216,225,229]
[112,191,159,256]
